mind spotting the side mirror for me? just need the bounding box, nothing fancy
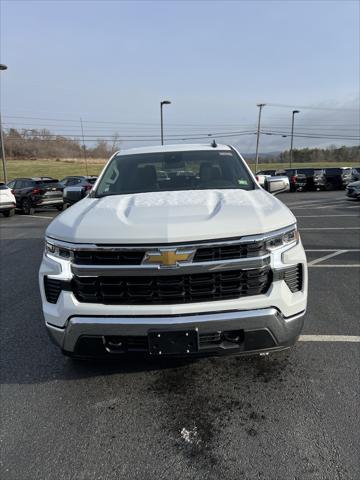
[265,176,290,195]
[63,186,85,205]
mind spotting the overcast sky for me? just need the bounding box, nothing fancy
[1,0,359,153]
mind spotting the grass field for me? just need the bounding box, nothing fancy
[4,159,106,181]
[2,158,356,182]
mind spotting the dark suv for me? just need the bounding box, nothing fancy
[59,175,98,188]
[350,167,360,182]
[60,176,97,206]
[289,168,319,191]
[7,177,63,215]
[278,169,307,192]
[313,168,353,190]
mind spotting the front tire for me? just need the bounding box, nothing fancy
[56,205,64,211]
[3,209,15,217]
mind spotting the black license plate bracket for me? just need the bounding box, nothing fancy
[148,329,199,355]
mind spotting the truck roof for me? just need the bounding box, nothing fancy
[114,143,232,156]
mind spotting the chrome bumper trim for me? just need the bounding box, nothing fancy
[46,308,305,353]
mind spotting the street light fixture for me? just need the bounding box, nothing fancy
[289,110,300,168]
[254,103,265,173]
[160,100,171,145]
[0,63,8,183]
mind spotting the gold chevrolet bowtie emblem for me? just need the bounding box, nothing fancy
[143,248,195,267]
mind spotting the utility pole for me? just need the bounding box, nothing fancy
[80,117,89,176]
[289,110,300,168]
[160,100,171,145]
[0,64,8,183]
[255,103,265,173]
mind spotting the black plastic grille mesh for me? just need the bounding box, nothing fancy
[72,267,272,305]
[283,264,303,293]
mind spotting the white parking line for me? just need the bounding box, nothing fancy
[291,203,357,209]
[299,335,360,342]
[308,264,360,267]
[291,203,359,210]
[307,250,346,266]
[305,249,360,252]
[297,215,359,217]
[314,204,359,209]
[27,215,54,219]
[286,198,344,207]
[300,227,360,230]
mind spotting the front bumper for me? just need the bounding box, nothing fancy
[35,198,63,207]
[346,189,360,199]
[40,240,308,356]
[47,307,305,356]
[0,202,15,212]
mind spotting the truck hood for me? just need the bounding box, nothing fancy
[46,189,296,244]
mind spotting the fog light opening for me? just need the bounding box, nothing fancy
[221,330,244,345]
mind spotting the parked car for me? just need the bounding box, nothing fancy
[0,183,16,217]
[288,168,319,191]
[59,175,98,188]
[277,169,307,192]
[350,167,360,182]
[346,180,360,200]
[256,169,278,176]
[310,169,327,190]
[60,176,98,206]
[255,173,270,187]
[314,167,353,190]
[7,177,63,215]
[39,143,307,360]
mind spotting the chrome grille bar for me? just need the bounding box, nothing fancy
[71,255,271,277]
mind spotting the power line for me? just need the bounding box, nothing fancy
[4,126,358,140]
[3,128,256,139]
[4,131,359,142]
[261,130,360,141]
[2,114,255,128]
[266,103,359,112]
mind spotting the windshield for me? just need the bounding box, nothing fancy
[95,150,255,197]
[86,177,97,184]
[35,179,59,185]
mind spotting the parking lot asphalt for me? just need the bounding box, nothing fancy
[1,191,359,480]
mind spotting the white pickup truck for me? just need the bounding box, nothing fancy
[39,143,307,359]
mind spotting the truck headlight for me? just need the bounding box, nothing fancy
[45,239,72,260]
[266,226,299,251]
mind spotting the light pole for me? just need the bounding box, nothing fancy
[0,63,8,183]
[254,103,265,173]
[289,110,300,168]
[160,100,171,145]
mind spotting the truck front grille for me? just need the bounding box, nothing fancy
[73,250,145,265]
[193,241,266,262]
[72,267,272,305]
[72,240,267,266]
